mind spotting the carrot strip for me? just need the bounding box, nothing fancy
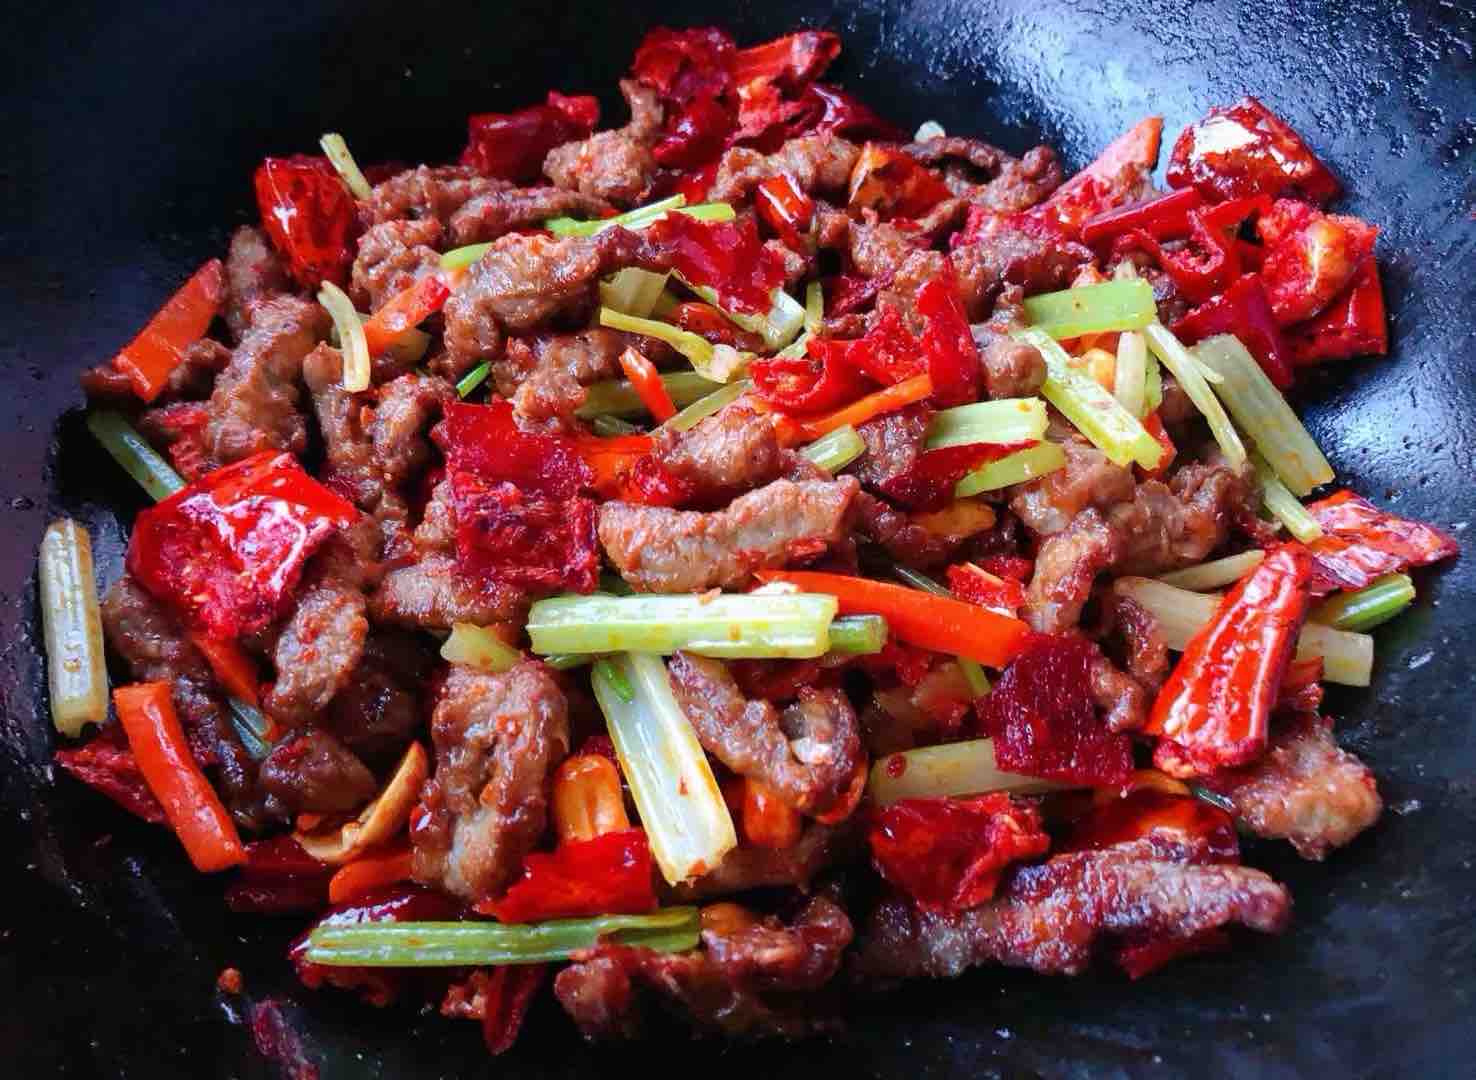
[327,845,414,905]
[113,682,245,871]
[187,631,262,706]
[362,273,453,356]
[618,348,677,422]
[797,373,933,441]
[754,569,1030,668]
[112,260,226,402]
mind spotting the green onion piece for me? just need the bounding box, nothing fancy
[317,282,371,392]
[1114,329,1148,418]
[440,622,522,673]
[1144,352,1164,413]
[227,699,273,761]
[827,614,888,655]
[889,566,992,694]
[1022,279,1157,339]
[86,411,185,501]
[801,424,866,473]
[662,379,751,434]
[543,653,593,671]
[318,133,373,200]
[576,370,722,419]
[592,657,635,702]
[306,907,701,968]
[546,196,736,238]
[440,242,493,272]
[590,415,643,437]
[959,661,992,698]
[1157,550,1266,591]
[682,278,806,352]
[925,398,1048,451]
[38,519,108,737]
[1252,451,1323,542]
[1143,323,1246,470]
[455,362,492,399]
[804,280,824,333]
[599,268,671,318]
[867,739,1065,805]
[594,655,737,884]
[677,204,736,223]
[1188,784,1237,814]
[1194,334,1334,497]
[1312,573,1415,632]
[1016,328,1164,469]
[527,593,838,659]
[954,441,1067,497]
[774,330,812,359]
[1112,576,1373,686]
[599,308,751,382]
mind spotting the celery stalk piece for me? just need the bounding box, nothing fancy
[1157,550,1267,591]
[1252,451,1323,542]
[925,398,1049,451]
[1312,573,1415,632]
[662,379,752,434]
[306,908,702,967]
[954,441,1068,497]
[38,519,108,736]
[594,654,737,884]
[546,196,736,237]
[317,282,371,392]
[804,279,824,333]
[827,615,888,655]
[455,362,492,399]
[801,424,867,473]
[87,411,185,501]
[1022,279,1158,339]
[227,699,273,761]
[318,133,373,200]
[1016,328,1164,469]
[1112,576,1373,686]
[1194,334,1334,496]
[1114,330,1148,418]
[598,308,752,382]
[960,661,993,698]
[440,242,494,272]
[590,415,643,437]
[576,371,722,419]
[599,268,671,319]
[527,593,838,659]
[774,330,812,359]
[868,739,1065,804]
[1144,323,1246,470]
[440,623,522,673]
[592,657,635,702]
[1144,352,1163,413]
[543,653,593,671]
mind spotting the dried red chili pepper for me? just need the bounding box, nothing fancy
[652,95,736,170]
[461,92,600,181]
[436,401,593,499]
[647,212,785,315]
[1127,195,1266,305]
[1146,543,1313,777]
[450,472,599,594]
[1045,116,1164,233]
[476,829,657,923]
[1285,259,1388,365]
[1057,788,1239,863]
[947,562,1028,618]
[847,144,953,221]
[1081,187,1204,245]
[754,172,815,247]
[54,737,167,824]
[1259,202,1379,326]
[730,30,841,90]
[749,346,874,415]
[1172,273,1293,389]
[253,155,357,288]
[916,274,981,406]
[1304,490,1460,595]
[1167,96,1341,205]
[476,964,548,1055]
[631,26,736,106]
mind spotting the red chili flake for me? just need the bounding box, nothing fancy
[1056,788,1239,863]
[450,473,599,594]
[916,273,982,406]
[976,635,1134,786]
[253,155,357,289]
[868,793,1050,912]
[1305,490,1460,595]
[646,212,785,315]
[947,563,1028,618]
[436,400,593,499]
[461,92,600,181]
[857,639,936,688]
[1167,96,1341,205]
[615,453,696,508]
[476,830,657,923]
[975,555,1034,583]
[54,739,166,824]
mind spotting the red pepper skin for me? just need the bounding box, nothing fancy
[1127,196,1266,305]
[1045,116,1164,233]
[253,156,357,288]
[868,793,1050,912]
[631,26,736,106]
[877,441,1031,511]
[1286,259,1388,365]
[1147,544,1313,778]
[450,472,600,594]
[1138,411,1177,480]
[1081,187,1204,245]
[436,400,592,499]
[1305,490,1460,595]
[1167,97,1341,205]
[825,272,883,317]
[754,172,815,248]
[674,159,722,204]
[947,563,1027,618]
[1259,203,1379,326]
[1172,274,1293,389]
[783,82,906,144]
[647,212,785,315]
[127,451,358,638]
[461,92,599,181]
[847,144,953,221]
[54,738,167,824]
[730,30,841,89]
[916,274,981,406]
[476,829,657,923]
[750,348,874,415]
[1057,789,1239,863]
[478,964,548,1055]
[653,96,735,170]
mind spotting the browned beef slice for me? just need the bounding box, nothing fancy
[851,837,1291,981]
[1200,715,1382,860]
[448,186,612,246]
[667,821,857,902]
[708,133,860,203]
[543,80,662,207]
[88,338,233,404]
[202,296,327,465]
[554,895,852,1040]
[360,164,508,227]
[951,213,1095,320]
[225,225,292,341]
[1024,508,1123,635]
[412,662,569,900]
[851,404,933,496]
[303,343,379,506]
[494,329,671,429]
[370,555,529,632]
[1098,590,1170,695]
[852,491,965,571]
[349,218,444,313]
[846,212,924,280]
[326,631,436,765]
[905,137,1063,212]
[652,404,784,504]
[597,477,858,593]
[969,324,1047,400]
[258,727,376,816]
[667,652,862,817]
[1011,438,1136,537]
[1107,462,1258,575]
[371,371,452,489]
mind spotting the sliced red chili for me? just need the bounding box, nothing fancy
[1172,273,1293,389]
[477,829,657,923]
[646,212,785,315]
[1081,187,1204,245]
[1285,259,1388,365]
[1305,490,1460,595]
[1167,96,1341,205]
[754,172,815,247]
[253,155,357,288]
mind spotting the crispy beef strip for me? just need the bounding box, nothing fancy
[494,328,672,430]
[412,662,569,901]
[359,164,508,227]
[257,727,377,817]
[554,895,853,1040]
[543,80,663,207]
[83,338,233,404]
[904,137,1064,212]
[851,836,1291,982]
[852,492,965,571]
[597,476,859,593]
[224,225,293,341]
[708,133,860,203]
[651,403,786,505]
[667,652,863,818]
[951,213,1095,321]
[448,186,612,246]
[1199,715,1383,860]
[1011,437,1137,538]
[349,218,444,314]
[1024,508,1123,635]
[325,630,437,767]
[849,404,934,500]
[969,324,1047,400]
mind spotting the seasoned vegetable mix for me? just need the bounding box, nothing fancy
[50,24,1459,1052]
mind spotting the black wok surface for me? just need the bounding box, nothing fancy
[4,1,1474,1076]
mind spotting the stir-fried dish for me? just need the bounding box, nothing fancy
[43,25,1460,1052]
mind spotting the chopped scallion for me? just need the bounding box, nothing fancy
[599,268,671,318]
[800,424,866,473]
[599,308,751,382]
[682,278,806,352]
[954,441,1068,497]
[546,196,735,237]
[86,411,185,501]
[1114,329,1148,418]
[317,282,371,392]
[318,133,373,200]
[440,242,493,272]
[592,657,635,702]
[925,398,1048,451]
[455,362,492,399]
[827,614,888,655]
[1312,573,1415,632]
[804,280,824,333]
[590,414,643,437]
[1022,279,1157,339]
[542,653,593,671]
[227,699,273,761]
[1143,323,1245,470]
[1252,451,1323,542]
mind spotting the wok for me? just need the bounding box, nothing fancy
[3,1,1474,1075]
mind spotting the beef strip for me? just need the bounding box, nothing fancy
[904,137,1063,212]
[554,895,852,1040]
[258,727,377,816]
[448,186,612,246]
[667,821,857,902]
[543,80,662,207]
[852,491,965,571]
[412,662,569,900]
[1107,462,1259,575]
[360,164,507,227]
[850,404,934,500]
[326,630,436,766]
[494,328,671,430]
[708,133,860,203]
[349,218,444,313]
[83,338,233,404]
[1199,715,1382,860]
[1011,437,1137,537]
[951,213,1095,321]
[1024,508,1122,635]
[597,476,859,593]
[846,212,924,281]
[370,372,452,491]
[652,403,785,504]
[851,836,1291,981]
[667,652,862,817]
[201,296,327,466]
[224,225,292,341]
[969,324,1047,400]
